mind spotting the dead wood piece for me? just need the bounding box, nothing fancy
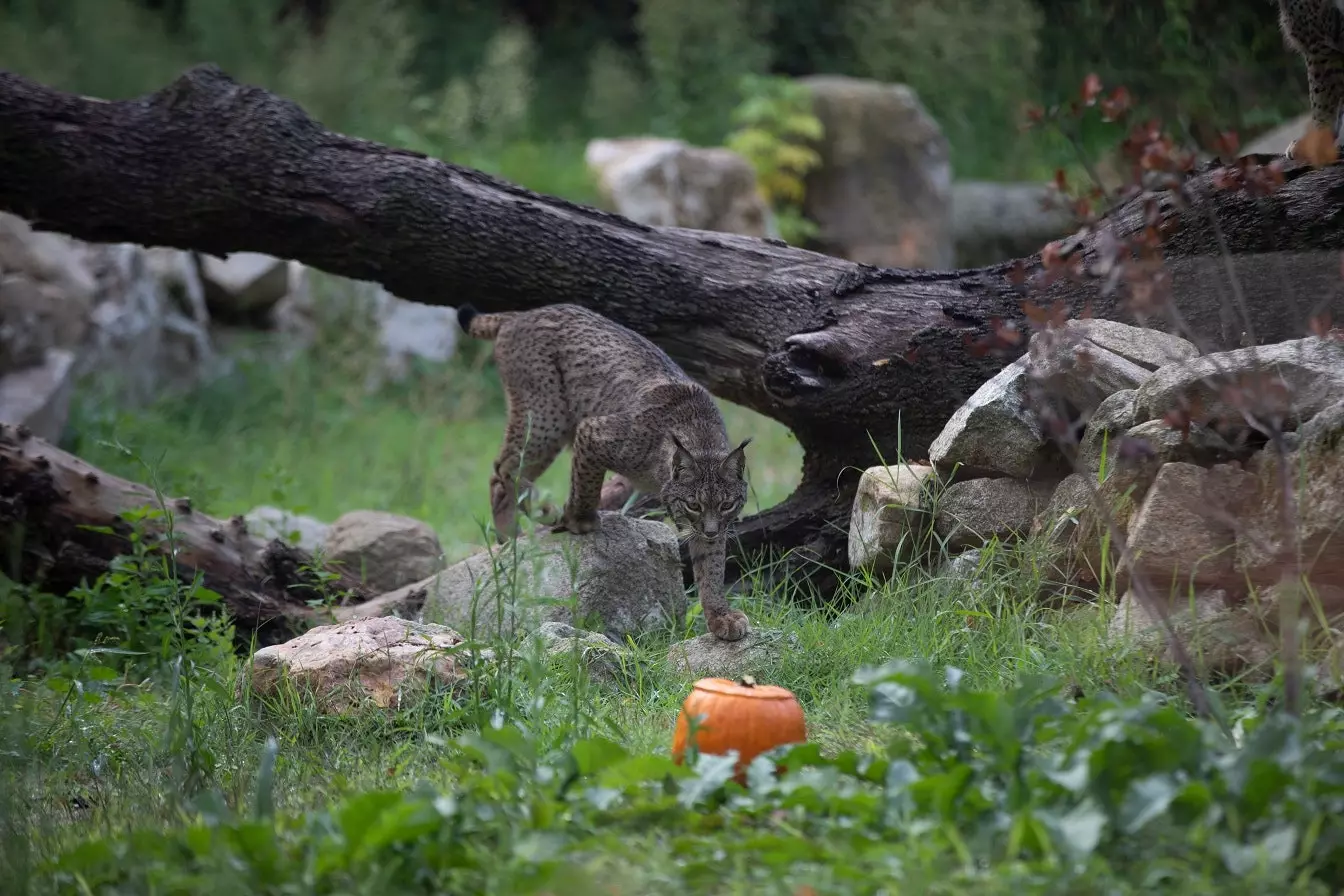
[0,423,375,645]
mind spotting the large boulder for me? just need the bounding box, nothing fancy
[244,616,468,714]
[931,477,1055,554]
[416,512,687,642]
[1027,319,1199,417]
[1236,399,1344,589]
[666,628,795,680]
[1108,588,1270,679]
[798,75,952,269]
[77,242,217,407]
[323,510,446,594]
[585,137,775,238]
[0,212,95,375]
[929,355,1061,479]
[1133,336,1344,438]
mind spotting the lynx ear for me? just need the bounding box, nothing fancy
[720,437,751,479]
[670,434,695,479]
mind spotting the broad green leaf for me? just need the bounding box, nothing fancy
[1118,774,1177,834]
[570,736,629,776]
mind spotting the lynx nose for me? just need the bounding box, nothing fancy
[702,519,720,536]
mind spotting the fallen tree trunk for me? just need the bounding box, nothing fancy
[3,66,1344,592]
[0,422,375,645]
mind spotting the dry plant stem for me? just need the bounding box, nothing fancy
[4,66,1344,593]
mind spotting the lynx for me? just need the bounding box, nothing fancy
[458,303,753,642]
[1279,0,1344,158]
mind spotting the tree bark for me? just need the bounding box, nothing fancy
[3,65,1343,591]
[0,423,374,646]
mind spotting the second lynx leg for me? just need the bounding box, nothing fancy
[489,408,563,543]
[554,414,634,535]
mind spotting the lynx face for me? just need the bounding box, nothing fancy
[661,438,751,540]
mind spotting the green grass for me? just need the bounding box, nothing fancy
[6,296,1344,893]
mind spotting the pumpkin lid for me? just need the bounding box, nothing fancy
[691,676,798,701]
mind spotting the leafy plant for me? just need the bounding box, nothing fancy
[725,73,824,245]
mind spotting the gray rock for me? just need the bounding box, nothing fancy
[1134,336,1344,435]
[1060,319,1199,369]
[245,505,331,554]
[666,628,796,680]
[1108,588,1270,679]
[931,477,1055,553]
[244,616,467,714]
[1027,321,1180,417]
[324,510,445,594]
[418,512,687,642]
[1236,399,1344,590]
[377,294,459,381]
[940,549,987,590]
[799,75,952,269]
[585,137,776,238]
[196,251,290,320]
[1076,389,1138,474]
[929,355,1059,479]
[1125,462,1250,590]
[537,621,634,686]
[0,348,75,441]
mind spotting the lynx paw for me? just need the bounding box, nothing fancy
[552,508,599,535]
[708,609,751,642]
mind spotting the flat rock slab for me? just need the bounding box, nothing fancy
[244,616,466,714]
[666,628,797,680]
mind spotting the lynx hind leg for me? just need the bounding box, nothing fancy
[554,414,635,536]
[489,405,565,543]
[1289,48,1344,159]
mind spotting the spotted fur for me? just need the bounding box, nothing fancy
[1279,0,1344,158]
[459,303,753,641]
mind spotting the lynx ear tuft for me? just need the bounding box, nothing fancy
[721,438,751,479]
[670,434,695,478]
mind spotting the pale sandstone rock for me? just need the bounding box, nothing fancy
[245,616,467,713]
[847,463,938,573]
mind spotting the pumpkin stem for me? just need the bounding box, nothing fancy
[738,675,757,688]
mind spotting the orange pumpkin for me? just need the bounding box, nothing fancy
[671,675,807,785]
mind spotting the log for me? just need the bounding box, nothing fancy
[3,65,1344,593]
[0,422,375,645]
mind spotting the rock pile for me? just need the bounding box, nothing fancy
[849,318,1344,681]
[0,210,459,441]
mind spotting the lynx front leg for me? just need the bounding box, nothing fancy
[552,414,632,535]
[689,536,751,641]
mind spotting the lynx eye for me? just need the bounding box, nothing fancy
[684,502,702,515]
[720,500,736,512]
